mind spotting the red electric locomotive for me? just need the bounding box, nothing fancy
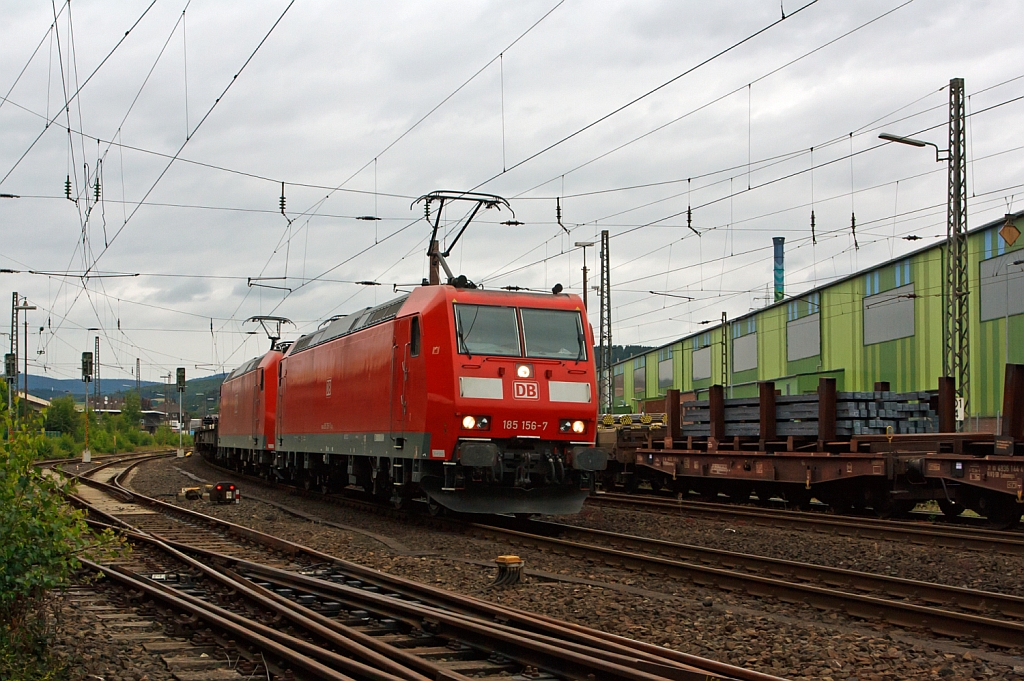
[205,191,608,515]
[217,345,285,455]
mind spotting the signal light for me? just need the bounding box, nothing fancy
[516,363,533,378]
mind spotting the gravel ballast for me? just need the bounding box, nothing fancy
[121,455,1024,680]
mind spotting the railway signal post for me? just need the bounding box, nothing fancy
[5,351,16,415]
[81,351,93,462]
[177,367,186,457]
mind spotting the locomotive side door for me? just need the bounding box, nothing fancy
[390,318,410,447]
[252,368,262,448]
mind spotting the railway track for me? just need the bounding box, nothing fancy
[587,492,1024,556]
[60,456,785,681]
[467,519,1024,649]
[171,456,1024,649]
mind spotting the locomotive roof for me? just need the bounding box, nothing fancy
[224,349,280,382]
[289,294,409,355]
[288,285,585,358]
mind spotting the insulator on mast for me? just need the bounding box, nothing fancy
[65,175,72,200]
[279,182,286,214]
[94,177,101,202]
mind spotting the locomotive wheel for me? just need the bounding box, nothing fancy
[937,499,965,518]
[426,496,444,517]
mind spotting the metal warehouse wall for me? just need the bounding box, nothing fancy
[612,212,1024,426]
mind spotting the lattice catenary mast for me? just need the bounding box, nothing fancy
[599,230,612,412]
[944,77,969,424]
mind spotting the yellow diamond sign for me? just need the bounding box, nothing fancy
[1000,221,1020,247]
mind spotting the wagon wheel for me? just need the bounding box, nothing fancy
[979,494,1023,530]
[937,499,965,519]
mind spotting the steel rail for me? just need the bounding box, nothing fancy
[110,535,432,681]
[588,493,1024,555]
[119,458,794,680]
[71,459,437,681]
[71,455,786,681]
[527,519,1024,618]
[79,557,364,681]
[468,522,1024,648]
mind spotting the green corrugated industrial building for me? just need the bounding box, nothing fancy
[609,211,1024,430]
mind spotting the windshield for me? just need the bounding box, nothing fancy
[454,304,521,356]
[521,308,586,360]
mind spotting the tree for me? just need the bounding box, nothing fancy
[0,412,124,677]
[121,391,142,430]
[43,395,80,436]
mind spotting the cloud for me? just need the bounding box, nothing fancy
[1,0,1023,378]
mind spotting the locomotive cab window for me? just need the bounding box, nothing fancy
[521,308,587,360]
[454,304,521,356]
[410,316,421,357]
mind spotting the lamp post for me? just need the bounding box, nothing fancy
[574,241,595,311]
[13,298,36,416]
[879,77,968,427]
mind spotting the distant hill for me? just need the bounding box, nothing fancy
[23,374,158,400]
[24,372,228,418]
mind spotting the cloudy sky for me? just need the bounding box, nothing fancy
[2,0,1023,385]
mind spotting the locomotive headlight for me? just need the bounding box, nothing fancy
[516,363,534,378]
[461,415,491,430]
[559,419,587,434]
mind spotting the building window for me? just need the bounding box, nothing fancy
[894,259,911,288]
[613,365,625,401]
[657,348,673,390]
[693,332,712,349]
[789,295,819,321]
[633,356,646,394]
[980,253,1024,321]
[985,229,1007,260]
[863,284,915,345]
[865,271,880,296]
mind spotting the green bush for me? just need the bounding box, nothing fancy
[0,412,124,679]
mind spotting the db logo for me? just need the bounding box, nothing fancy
[513,381,539,399]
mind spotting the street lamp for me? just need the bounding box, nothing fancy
[877,133,949,162]
[879,80,969,427]
[13,298,36,416]
[575,241,595,310]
